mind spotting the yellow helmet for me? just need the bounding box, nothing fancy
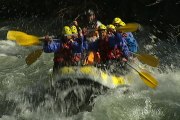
[70,25,78,34]
[107,24,116,30]
[62,26,72,35]
[98,24,107,30]
[113,17,122,24]
[119,21,126,26]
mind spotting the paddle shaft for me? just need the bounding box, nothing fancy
[130,52,159,67]
[85,23,139,33]
[25,14,83,65]
[126,62,157,87]
[126,62,139,73]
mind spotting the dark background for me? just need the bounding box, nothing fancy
[0,0,179,25]
[0,0,180,42]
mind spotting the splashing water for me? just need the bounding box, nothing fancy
[0,18,180,120]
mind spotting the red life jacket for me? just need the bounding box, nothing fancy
[98,36,110,62]
[107,47,123,60]
[98,36,123,62]
[54,42,82,66]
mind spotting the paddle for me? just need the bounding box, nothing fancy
[26,49,43,65]
[25,44,159,67]
[25,38,60,66]
[131,52,159,67]
[86,23,140,33]
[8,22,140,65]
[6,30,76,46]
[83,51,159,67]
[7,31,41,46]
[7,22,139,45]
[127,62,158,89]
[116,23,140,33]
[7,30,27,40]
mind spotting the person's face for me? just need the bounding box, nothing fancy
[88,14,95,22]
[65,35,72,41]
[113,23,120,27]
[107,29,115,35]
[99,30,107,39]
[72,34,78,39]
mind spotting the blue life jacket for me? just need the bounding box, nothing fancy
[72,37,84,53]
[114,33,130,58]
[124,32,138,53]
[43,38,84,64]
[43,39,61,53]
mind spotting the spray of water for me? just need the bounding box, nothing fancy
[0,18,180,120]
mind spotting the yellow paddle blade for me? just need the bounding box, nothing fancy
[25,49,43,65]
[136,54,159,67]
[15,34,41,46]
[7,31,27,40]
[139,70,158,89]
[7,31,41,46]
[116,23,140,32]
[127,62,158,89]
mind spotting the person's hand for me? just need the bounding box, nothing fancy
[73,21,78,26]
[44,35,51,42]
[122,33,128,37]
[82,28,88,35]
[77,28,83,37]
[122,57,128,62]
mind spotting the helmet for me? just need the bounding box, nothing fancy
[87,9,95,16]
[107,24,116,30]
[119,21,126,26]
[71,25,78,34]
[98,24,107,30]
[62,26,72,35]
[113,17,122,24]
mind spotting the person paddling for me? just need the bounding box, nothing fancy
[73,9,102,43]
[43,26,84,74]
[112,17,138,53]
[84,24,130,69]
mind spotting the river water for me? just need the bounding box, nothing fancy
[0,18,180,120]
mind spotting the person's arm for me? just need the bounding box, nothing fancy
[73,20,83,36]
[82,36,88,51]
[124,32,139,53]
[116,33,130,58]
[43,36,61,53]
[87,40,98,52]
[121,38,130,59]
[96,20,102,28]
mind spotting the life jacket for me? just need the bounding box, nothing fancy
[99,36,123,61]
[98,35,123,62]
[108,35,123,60]
[54,41,82,66]
[107,47,123,60]
[98,36,110,62]
[83,51,100,65]
[122,32,138,53]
